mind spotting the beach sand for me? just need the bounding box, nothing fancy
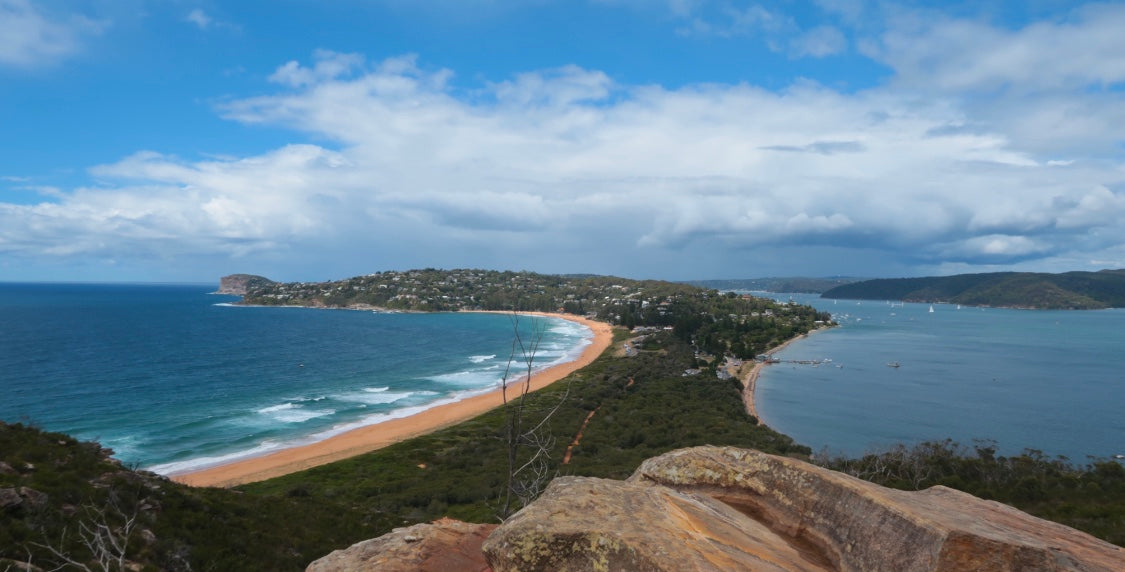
[172,313,614,488]
[738,328,825,422]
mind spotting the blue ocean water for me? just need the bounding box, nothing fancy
[756,293,1125,462]
[0,283,591,474]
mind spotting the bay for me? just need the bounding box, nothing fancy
[0,283,591,474]
[755,293,1125,462]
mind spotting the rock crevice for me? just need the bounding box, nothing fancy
[308,447,1125,571]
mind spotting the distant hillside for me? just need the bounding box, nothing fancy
[687,277,865,294]
[821,269,1125,309]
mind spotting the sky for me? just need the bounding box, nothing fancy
[2,1,1125,283]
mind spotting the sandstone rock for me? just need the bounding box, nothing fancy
[139,528,158,545]
[17,487,48,509]
[314,447,1125,571]
[482,476,831,571]
[0,460,17,475]
[628,446,1125,571]
[0,487,22,509]
[306,517,496,572]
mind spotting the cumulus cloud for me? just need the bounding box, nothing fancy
[0,0,103,67]
[7,2,1125,278]
[868,4,1125,93]
[268,50,366,87]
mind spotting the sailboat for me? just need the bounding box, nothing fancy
[929,304,935,313]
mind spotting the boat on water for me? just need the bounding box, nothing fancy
[887,361,901,368]
[929,305,935,313]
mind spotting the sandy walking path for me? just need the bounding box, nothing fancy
[172,313,613,488]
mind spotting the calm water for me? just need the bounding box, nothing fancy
[756,293,1125,462]
[0,283,591,474]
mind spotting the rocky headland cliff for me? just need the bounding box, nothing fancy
[216,273,275,296]
[309,446,1124,571]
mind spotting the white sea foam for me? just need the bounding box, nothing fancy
[548,320,587,336]
[256,402,335,423]
[257,403,297,414]
[150,390,498,476]
[151,315,596,477]
[149,440,290,475]
[337,390,412,405]
[428,369,503,387]
[272,408,335,423]
[305,386,499,443]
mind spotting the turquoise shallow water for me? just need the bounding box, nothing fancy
[755,293,1125,462]
[0,283,591,474]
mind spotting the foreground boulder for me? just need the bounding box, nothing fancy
[482,475,830,571]
[312,447,1125,571]
[626,447,1123,571]
[306,517,496,572]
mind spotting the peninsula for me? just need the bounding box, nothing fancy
[177,269,830,486]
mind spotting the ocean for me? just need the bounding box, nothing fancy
[0,283,592,475]
[755,293,1125,462]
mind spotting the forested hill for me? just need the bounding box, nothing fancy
[228,268,833,359]
[820,269,1125,309]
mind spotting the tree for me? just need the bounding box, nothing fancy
[497,314,570,519]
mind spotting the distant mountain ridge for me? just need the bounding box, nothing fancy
[821,269,1125,309]
[687,277,865,294]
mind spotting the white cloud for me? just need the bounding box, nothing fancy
[789,25,846,58]
[186,9,211,29]
[7,13,1125,279]
[493,65,613,107]
[185,7,240,33]
[0,0,103,67]
[869,4,1125,93]
[268,49,367,87]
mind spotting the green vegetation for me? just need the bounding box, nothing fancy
[6,268,1124,570]
[817,439,1125,545]
[239,268,692,313]
[239,269,834,359]
[0,421,388,571]
[3,269,828,570]
[821,269,1125,309]
[1,331,805,570]
[241,331,807,519]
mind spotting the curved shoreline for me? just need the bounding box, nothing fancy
[172,312,613,488]
[740,328,826,424]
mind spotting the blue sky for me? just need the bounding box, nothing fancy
[3,1,1125,283]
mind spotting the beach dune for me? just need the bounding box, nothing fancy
[173,313,614,488]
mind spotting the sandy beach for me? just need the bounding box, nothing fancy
[738,328,825,422]
[172,313,614,488]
